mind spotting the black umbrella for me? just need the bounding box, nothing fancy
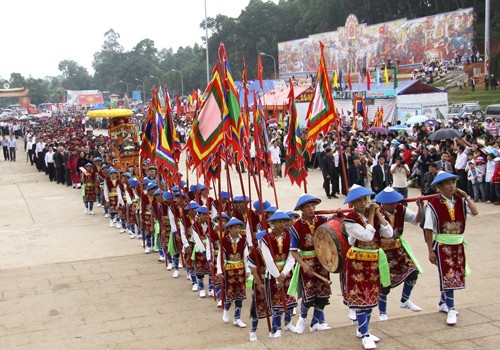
[428,128,463,141]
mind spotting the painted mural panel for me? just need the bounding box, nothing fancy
[278,8,474,78]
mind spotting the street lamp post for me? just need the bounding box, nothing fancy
[150,75,161,89]
[119,80,129,97]
[134,78,145,102]
[260,52,277,80]
[171,69,184,96]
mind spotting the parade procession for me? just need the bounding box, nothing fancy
[1,1,500,349]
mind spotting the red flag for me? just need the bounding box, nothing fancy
[257,53,264,89]
[304,41,337,158]
[176,95,184,116]
[366,69,371,91]
[347,71,352,91]
[285,80,307,188]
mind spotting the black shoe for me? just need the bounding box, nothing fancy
[327,195,332,199]
[332,194,339,198]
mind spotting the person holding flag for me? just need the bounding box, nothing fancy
[258,210,298,338]
[217,217,251,328]
[288,194,331,334]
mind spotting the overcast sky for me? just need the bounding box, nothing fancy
[1,0,277,80]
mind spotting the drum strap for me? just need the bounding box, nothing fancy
[397,237,423,274]
[434,234,470,276]
[350,247,391,288]
[287,250,316,297]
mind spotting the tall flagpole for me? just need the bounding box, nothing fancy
[204,0,210,85]
[485,0,490,76]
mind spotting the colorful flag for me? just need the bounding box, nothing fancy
[184,65,226,169]
[348,71,352,91]
[376,68,380,86]
[366,69,371,90]
[285,81,307,188]
[140,97,157,160]
[304,42,337,159]
[384,65,389,88]
[219,43,246,167]
[333,71,338,88]
[339,71,343,88]
[153,88,179,176]
[257,53,264,89]
[394,65,399,88]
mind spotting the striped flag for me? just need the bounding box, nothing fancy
[184,64,226,169]
[219,43,246,167]
[285,81,307,188]
[140,97,157,160]
[304,41,337,158]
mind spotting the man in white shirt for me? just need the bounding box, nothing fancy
[8,135,17,162]
[454,143,470,192]
[485,153,497,202]
[44,145,56,181]
[269,139,281,179]
[26,137,35,165]
[390,156,410,199]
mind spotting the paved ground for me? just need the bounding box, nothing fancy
[1,139,500,349]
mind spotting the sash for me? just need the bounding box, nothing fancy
[167,231,176,256]
[225,259,244,270]
[398,237,423,274]
[287,250,316,297]
[153,220,160,250]
[351,246,391,287]
[81,184,86,198]
[191,239,207,260]
[434,233,470,276]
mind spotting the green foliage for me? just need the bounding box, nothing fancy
[448,89,500,109]
[1,0,495,107]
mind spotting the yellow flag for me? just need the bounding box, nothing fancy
[384,66,389,88]
[334,71,338,88]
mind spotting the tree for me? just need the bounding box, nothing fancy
[58,60,93,90]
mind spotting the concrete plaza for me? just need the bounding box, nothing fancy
[1,142,499,349]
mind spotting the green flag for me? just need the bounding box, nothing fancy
[394,65,398,88]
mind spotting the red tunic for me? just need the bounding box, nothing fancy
[192,220,211,275]
[248,248,269,318]
[262,230,297,310]
[140,193,154,233]
[428,195,467,290]
[106,178,120,213]
[82,171,98,202]
[381,204,418,288]
[208,227,223,286]
[343,212,382,308]
[290,216,330,303]
[118,182,127,219]
[220,234,247,303]
[126,187,138,225]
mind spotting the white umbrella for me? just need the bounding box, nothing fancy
[406,115,428,125]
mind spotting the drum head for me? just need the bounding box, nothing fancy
[314,225,340,273]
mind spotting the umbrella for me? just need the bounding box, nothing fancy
[406,115,428,125]
[368,126,388,134]
[483,147,499,156]
[428,128,463,141]
[389,125,412,131]
[266,118,278,125]
[39,118,49,122]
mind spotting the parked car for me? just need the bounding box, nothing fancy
[485,104,500,121]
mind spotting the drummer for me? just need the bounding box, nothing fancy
[423,171,478,325]
[288,194,331,334]
[342,184,393,350]
[375,187,423,321]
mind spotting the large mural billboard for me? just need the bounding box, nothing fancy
[278,8,474,78]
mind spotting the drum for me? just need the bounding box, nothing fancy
[314,217,350,273]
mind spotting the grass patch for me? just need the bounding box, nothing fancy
[448,89,500,109]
